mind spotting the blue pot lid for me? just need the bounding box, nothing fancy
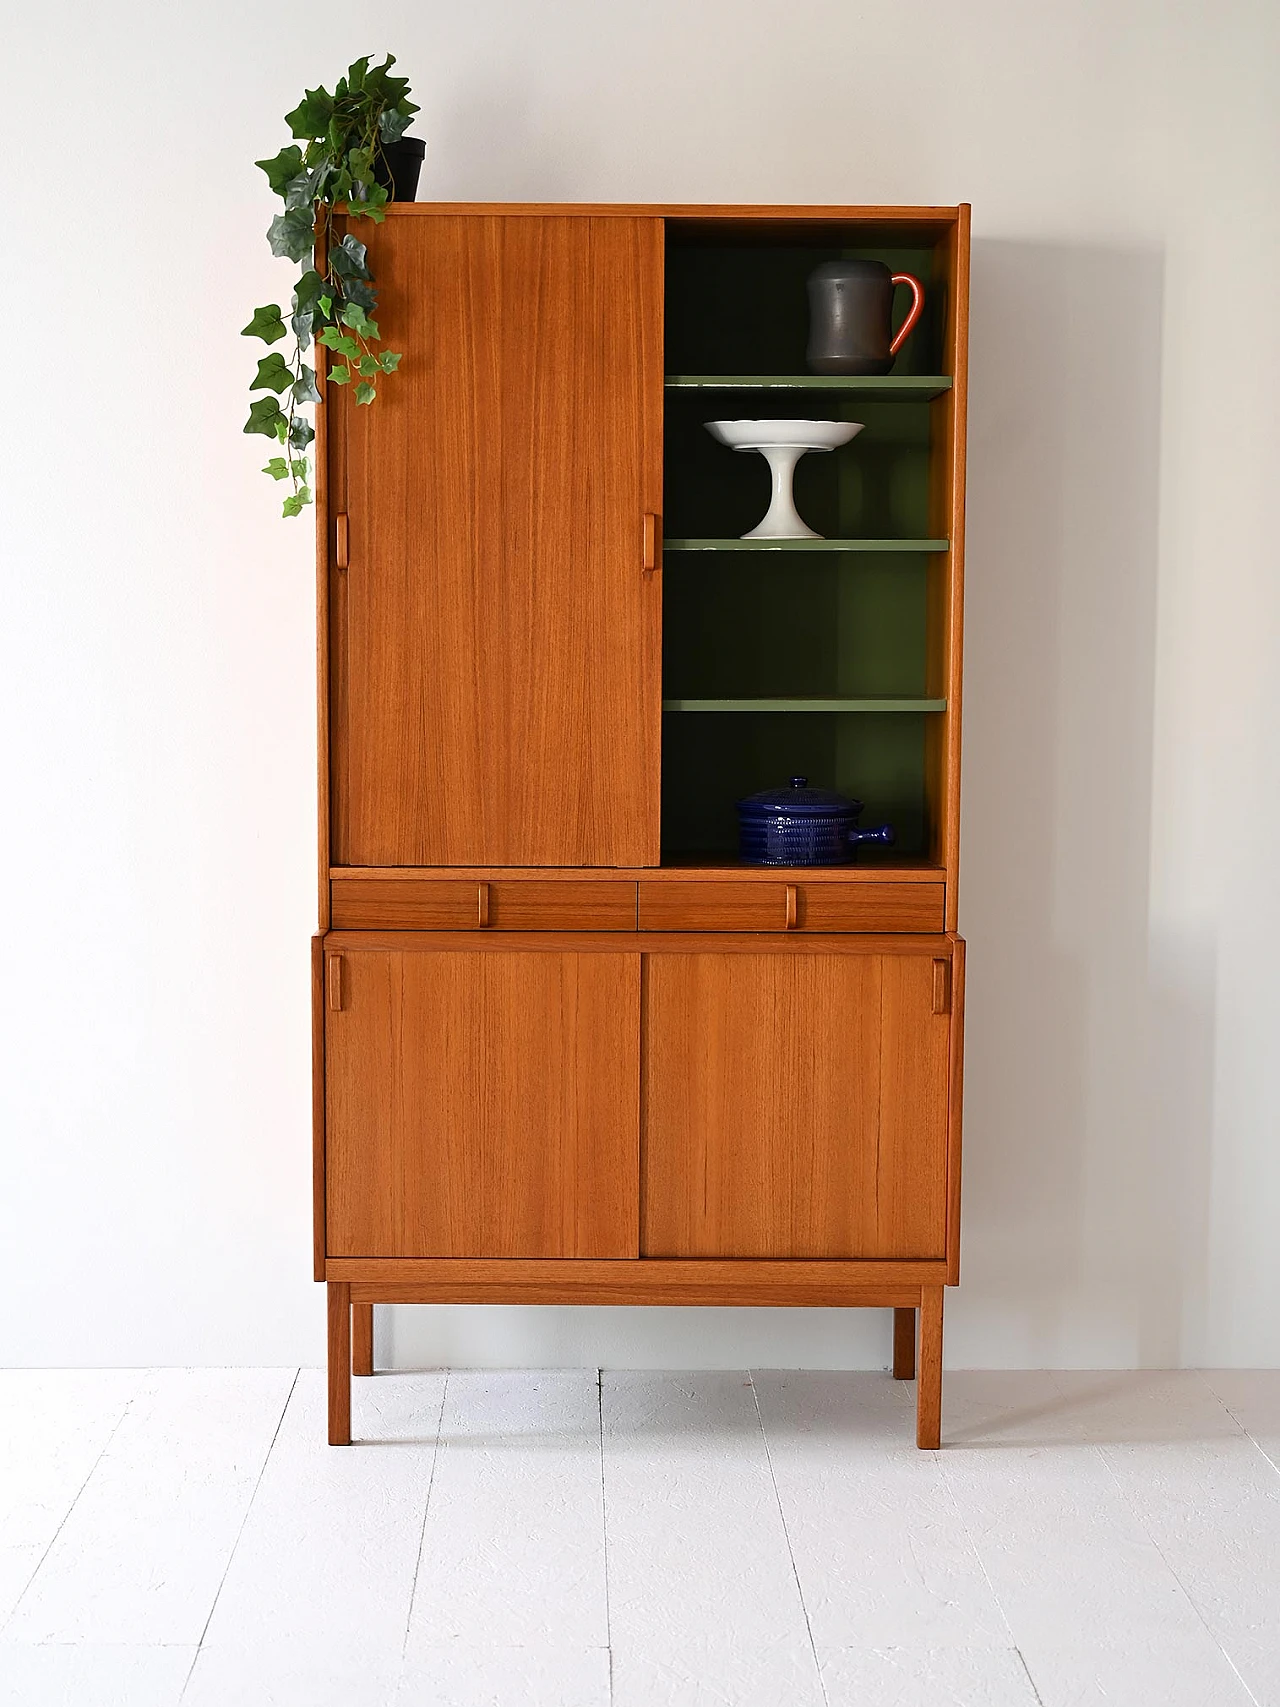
[736,775,862,818]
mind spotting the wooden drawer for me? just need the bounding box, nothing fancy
[330,877,637,931]
[637,879,945,934]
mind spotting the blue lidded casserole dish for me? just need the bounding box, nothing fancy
[735,776,895,867]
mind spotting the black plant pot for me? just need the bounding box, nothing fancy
[374,136,425,202]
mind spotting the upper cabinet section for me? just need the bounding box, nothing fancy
[328,214,664,867]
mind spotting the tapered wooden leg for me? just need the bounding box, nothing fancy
[328,1282,351,1446]
[352,1303,374,1376]
[916,1286,943,1450]
[892,1307,916,1380]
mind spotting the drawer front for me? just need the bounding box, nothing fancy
[330,877,637,931]
[638,880,945,933]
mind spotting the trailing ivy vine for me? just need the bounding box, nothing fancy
[242,55,417,517]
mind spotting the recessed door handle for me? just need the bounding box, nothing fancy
[784,885,799,930]
[477,882,491,927]
[932,958,951,1014]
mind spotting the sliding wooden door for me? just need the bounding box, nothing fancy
[330,213,664,866]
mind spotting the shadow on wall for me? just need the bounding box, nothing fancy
[956,238,1217,1367]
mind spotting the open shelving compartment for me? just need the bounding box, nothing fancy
[659,211,966,900]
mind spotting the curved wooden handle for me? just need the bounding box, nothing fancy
[889,273,925,356]
[784,885,798,930]
[477,883,491,927]
[642,513,659,572]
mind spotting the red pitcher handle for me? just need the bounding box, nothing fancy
[889,273,925,355]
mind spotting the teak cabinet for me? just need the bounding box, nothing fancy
[314,202,969,1449]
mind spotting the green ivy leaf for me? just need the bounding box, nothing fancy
[358,355,380,377]
[379,350,402,373]
[378,106,413,144]
[318,294,334,318]
[291,308,313,351]
[328,363,352,385]
[251,351,294,394]
[282,492,307,517]
[293,364,322,405]
[341,277,377,311]
[293,269,323,309]
[319,328,362,359]
[289,416,316,449]
[285,87,334,140]
[340,302,380,339]
[283,169,318,212]
[292,458,309,479]
[241,303,286,343]
[244,396,285,437]
[273,416,289,441]
[267,207,315,263]
[261,456,289,480]
[255,145,303,196]
[354,381,377,405]
[329,233,371,280]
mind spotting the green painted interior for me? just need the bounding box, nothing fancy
[664,538,948,552]
[666,375,952,399]
[661,712,932,861]
[661,238,945,861]
[664,698,946,713]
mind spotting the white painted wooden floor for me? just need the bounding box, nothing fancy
[1,1369,1278,1706]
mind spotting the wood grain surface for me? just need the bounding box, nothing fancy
[893,1306,917,1379]
[641,950,952,1259]
[330,876,638,931]
[917,1285,944,1448]
[352,1302,373,1376]
[638,880,944,933]
[325,946,641,1258]
[327,1282,351,1446]
[333,213,663,866]
[311,937,326,1282]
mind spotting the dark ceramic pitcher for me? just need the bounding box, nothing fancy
[806,260,925,376]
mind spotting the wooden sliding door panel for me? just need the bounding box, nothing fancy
[326,947,640,1257]
[642,949,951,1258]
[335,214,663,866]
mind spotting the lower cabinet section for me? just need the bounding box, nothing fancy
[325,946,641,1257]
[322,934,960,1266]
[641,948,952,1259]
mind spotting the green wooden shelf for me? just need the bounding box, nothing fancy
[663,697,947,713]
[664,538,949,553]
[666,375,952,399]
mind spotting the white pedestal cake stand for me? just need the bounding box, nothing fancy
[705,419,864,539]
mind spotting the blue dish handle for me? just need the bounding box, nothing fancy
[848,822,895,847]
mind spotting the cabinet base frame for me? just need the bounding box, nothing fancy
[324,1270,947,1449]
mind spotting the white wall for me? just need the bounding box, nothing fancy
[2,0,1276,1370]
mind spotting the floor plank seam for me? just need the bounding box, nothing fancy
[400,1368,450,1662]
[935,1421,1021,1651]
[1089,1396,1264,1707]
[0,1377,138,1641]
[177,1367,300,1703]
[1014,1646,1047,1705]
[747,1369,830,1707]
[1204,1377,1280,1483]
[596,1368,614,1707]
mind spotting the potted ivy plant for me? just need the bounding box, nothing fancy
[242,55,420,517]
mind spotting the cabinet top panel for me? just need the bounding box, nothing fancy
[372,202,967,242]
